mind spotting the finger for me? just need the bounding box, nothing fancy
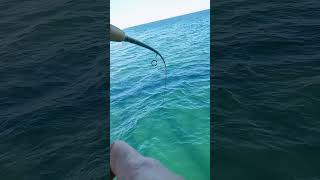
[110,140,144,178]
[110,141,184,180]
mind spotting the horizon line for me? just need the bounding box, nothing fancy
[120,9,210,30]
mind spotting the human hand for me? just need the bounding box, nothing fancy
[110,140,184,180]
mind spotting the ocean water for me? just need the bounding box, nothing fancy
[212,1,320,179]
[110,10,210,179]
[0,0,108,179]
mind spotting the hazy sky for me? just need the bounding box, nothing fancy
[111,0,210,29]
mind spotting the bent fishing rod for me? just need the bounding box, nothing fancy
[110,24,167,87]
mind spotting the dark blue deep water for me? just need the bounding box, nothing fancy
[212,0,320,180]
[0,0,108,179]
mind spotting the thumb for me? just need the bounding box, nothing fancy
[110,141,145,179]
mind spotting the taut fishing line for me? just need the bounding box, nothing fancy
[151,54,167,91]
[124,36,167,92]
[150,53,167,105]
[110,24,167,98]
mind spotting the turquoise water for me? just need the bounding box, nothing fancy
[110,10,210,179]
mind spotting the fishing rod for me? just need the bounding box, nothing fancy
[110,24,167,87]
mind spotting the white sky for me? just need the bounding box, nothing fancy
[111,0,210,29]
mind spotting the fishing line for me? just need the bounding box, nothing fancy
[110,24,167,92]
[124,36,167,90]
[150,54,167,105]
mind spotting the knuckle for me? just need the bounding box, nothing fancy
[142,157,160,167]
